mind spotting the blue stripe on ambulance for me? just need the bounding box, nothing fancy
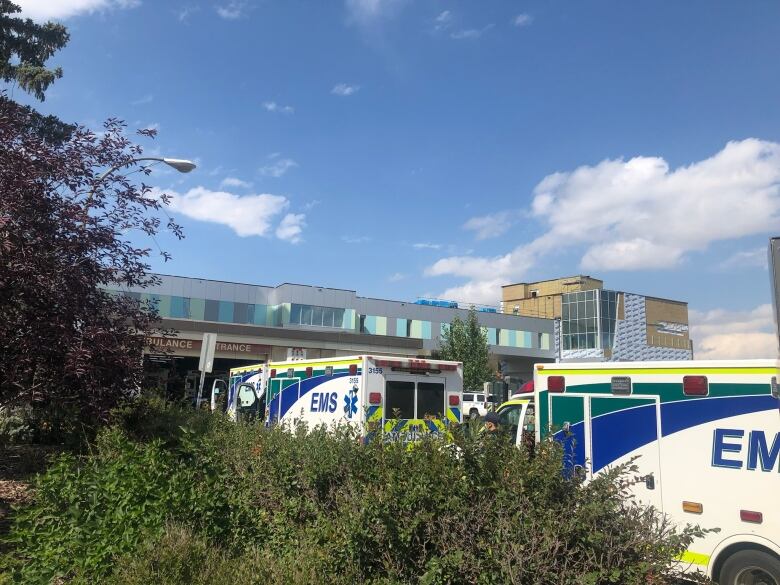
[660,394,777,437]
[553,421,587,474]
[590,403,657,472]
[267,371,359,422]
[581,394,777,472]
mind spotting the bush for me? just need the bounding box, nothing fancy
[2,400,710,584]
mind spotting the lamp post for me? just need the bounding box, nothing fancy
[83,156,196,222]
[92,156,196,191]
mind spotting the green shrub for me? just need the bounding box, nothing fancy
[0,406,33,446]
[3,400,710,584]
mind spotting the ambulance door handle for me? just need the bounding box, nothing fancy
[644,473,655,490]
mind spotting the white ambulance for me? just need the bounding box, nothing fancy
[228,355,463,441]
[496,360,779,585]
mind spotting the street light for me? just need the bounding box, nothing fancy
[94,156,197,188]
[83,156,196,222]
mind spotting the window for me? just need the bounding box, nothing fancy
[233,302,248,324]
[476,394,485,402]
[463,393,474,402]
[417,382,444,418]
[204,299,220,321]
[499,405,523,428]
[290,304,346,328]
[385,381,414,419]
[290,304,301,324]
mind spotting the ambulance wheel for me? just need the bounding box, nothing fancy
[469,409,479,420]
[718,549,780,585]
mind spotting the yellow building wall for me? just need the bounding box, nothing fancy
[645,297,690,349]
[502,276,601,317]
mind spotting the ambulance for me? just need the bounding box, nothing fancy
[217,363,265,416]
[494,360,780,584]
[227,354,463,441]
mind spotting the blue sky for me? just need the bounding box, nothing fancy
[10,0,780,357]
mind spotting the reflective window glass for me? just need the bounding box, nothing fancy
[386,381,414,419]
[417,382,444,418]
[301,305,312,325]
[313,306,323,326]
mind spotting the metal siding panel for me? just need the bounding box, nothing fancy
[190,298,205,320]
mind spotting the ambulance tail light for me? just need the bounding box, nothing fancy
[740,510,763,524]
[369,392,382,405]
[305,367,313,378]
[349,364,358,376]
[548,376,566,393]
[270,369,276,378]
[683,375,708,396]
[448,395,460,406]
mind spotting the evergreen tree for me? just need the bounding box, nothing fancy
[1,0,69,101]
[438,309,495,390]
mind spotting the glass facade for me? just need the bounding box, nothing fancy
[599,290,618,350]
[289,303,346,328]
[110,289,549,349]
[561,289,618,351]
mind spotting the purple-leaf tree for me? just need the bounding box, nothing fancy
[0,94,184,432]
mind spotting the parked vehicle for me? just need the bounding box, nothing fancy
[496,360,780,584]
[226,355,463,442]
[462,392,498,419]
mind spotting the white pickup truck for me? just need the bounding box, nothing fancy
[462,392,497,419]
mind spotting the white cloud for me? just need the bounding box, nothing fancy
[413,242,443,250]
[433,9,452,31]
[276,213,306,244]
[216,1,245,19]
[345,0,406,26]
[176,5,199,22]
[15,0,140,19]
[440,278,507,305]
[513,13,532,27]
[342,236,372,244]
[451,24,494,40]
[463,211,515,240]
[219,177,252,189]
[690,304,777,359]
[331,83,360,96]
[581,239,685,270]
[131,94,153,106]
[263,101,294,114]
[427,139,780,301]
[718,247,768,271]
[388,272,408,282]
[164,186,304,241]
[259,156,297,178]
